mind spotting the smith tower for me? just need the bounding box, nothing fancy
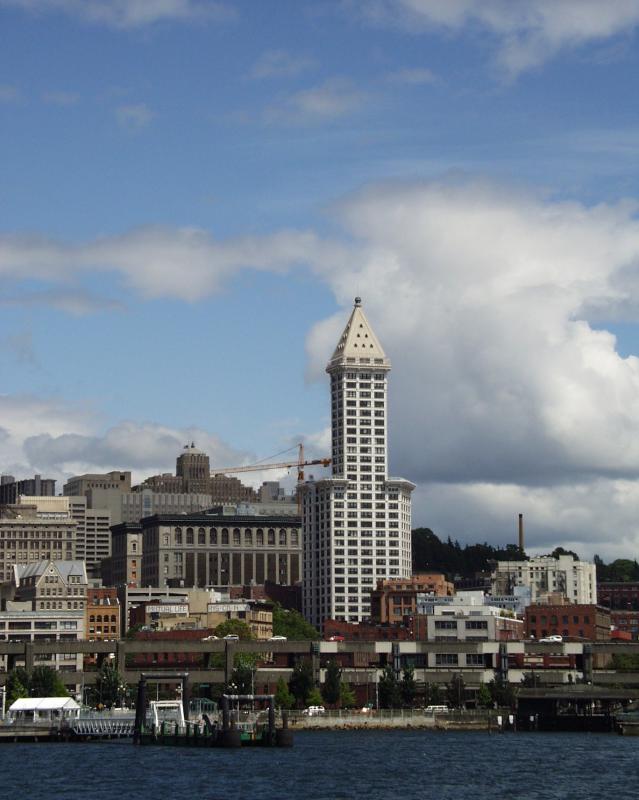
[301,298,414,629]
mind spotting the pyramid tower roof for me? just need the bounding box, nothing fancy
[327,297,390,373]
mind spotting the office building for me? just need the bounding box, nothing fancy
[491,555,597,605]
[140,510,302,588]
[300,298,414,629]
[0,505,78,582]
[0,474,56,505]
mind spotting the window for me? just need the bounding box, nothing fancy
[268,529,275,546]
[174,527,182,545]
[279,529,287,546]
[245,529,252,546]
[198,528,206,545]
[222,529,229,545]
[233,528,241,546]
[210,528,218,545]
[257,529,264,546]
[186,528,194,545]
[435,653,458,666]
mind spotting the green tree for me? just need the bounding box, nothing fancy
[378,666,401,709]
[400,666,417,708]
[272,605,320,640]
[274,677,294,710]
[214,619,254,640]
[424,682,443,705]
[339,682,357,709]
[307,687,323,707]
[91,662,123,708]
[5,667,29,706]
[288,659,314,708]
[226,661,254,695]
[322,660,341,706]
[490,674,517,706]
[30,666,68,698]
[476,683,493,709]
[446,674,465,709]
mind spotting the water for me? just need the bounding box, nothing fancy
[0,730,635,799]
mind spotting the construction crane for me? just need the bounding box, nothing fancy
[211,443,331,484]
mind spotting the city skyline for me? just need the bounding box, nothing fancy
[4,2,639,559]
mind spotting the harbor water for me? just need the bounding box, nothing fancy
[1,729,635,799]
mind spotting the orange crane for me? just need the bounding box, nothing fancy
[211,443,331,483]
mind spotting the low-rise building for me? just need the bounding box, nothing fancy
[370,573,454,625]
[86,587,120,641]
[12,560,88,613]
[525,603,610,641]
[0,474,56,505]
[103,522,143,587]
[492,555,597,605]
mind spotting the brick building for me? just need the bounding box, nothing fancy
[370,573,453,625]
[86,587,120,641]
[525,603,610,640]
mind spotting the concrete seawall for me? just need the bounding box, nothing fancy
[287,712,498,731]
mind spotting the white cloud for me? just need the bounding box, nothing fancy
[9,175,639,555]
[356,0,639,77]
[0,225,333,302]
[115,103,153,131]
[0,394,255,487]
[0,0,233,28]
[265,78,367,124]
[250,50,316,80]
[301,177,639,557]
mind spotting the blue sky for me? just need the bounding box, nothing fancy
[5,0,639,558]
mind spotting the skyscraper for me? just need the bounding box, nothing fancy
[301,298,414,628]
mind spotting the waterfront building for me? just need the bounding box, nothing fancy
[491,554,597,605]
[300,298,414,628]
[371,573,454,625]
[525,602,611,641]
[139,510,302,588]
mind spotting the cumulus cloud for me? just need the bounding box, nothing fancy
[356,0,639,77]
[0,0,233,29]
[265,78,367,124]
[0,394,258,487]
[0,226,333,302]
[250,50,316,80]
[300,177,639,557]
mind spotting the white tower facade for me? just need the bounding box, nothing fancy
[301,298,414,629]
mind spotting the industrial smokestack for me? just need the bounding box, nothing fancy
[518,513,524,552]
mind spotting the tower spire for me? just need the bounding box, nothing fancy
[327,297,389,373]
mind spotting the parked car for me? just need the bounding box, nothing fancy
[327,635,345,642]
[424,705,449,714]
[223,634,239,641]
[538,635,563,643]
[268,635,287,641]
[302,705,325,716]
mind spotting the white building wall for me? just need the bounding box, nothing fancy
[302,299,414,629]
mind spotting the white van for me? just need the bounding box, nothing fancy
[424,705,449,714]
